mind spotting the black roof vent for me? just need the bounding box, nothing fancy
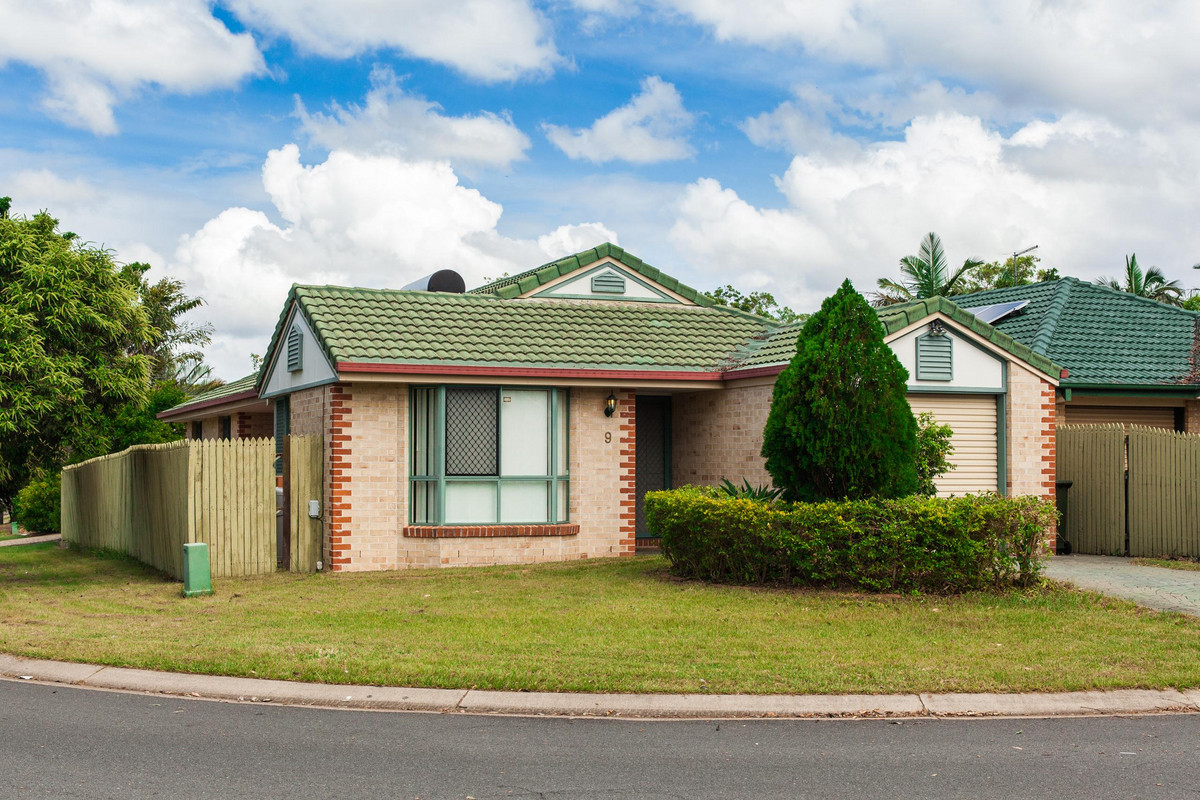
[402,269,466,293]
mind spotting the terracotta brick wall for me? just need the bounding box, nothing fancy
[1006,365,1058,549]
[1186,399,1200,434]
[328,383,405,572]
[235,411,272,439]
[569,387,634,558]
[672,383,774,489]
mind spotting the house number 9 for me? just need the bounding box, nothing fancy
[604,432,612,443]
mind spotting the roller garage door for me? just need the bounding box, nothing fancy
[1064,405,1178,432]
[908,394,999,496]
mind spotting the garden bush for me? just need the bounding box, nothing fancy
[761,280,919,502]
[15,472,61,534]
[645,487,1057,593]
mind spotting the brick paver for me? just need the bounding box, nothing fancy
[1044,555,1200,617]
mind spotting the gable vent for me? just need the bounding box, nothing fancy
[591,272,626,294]
[916,333,953,381]
[287,326,303,372]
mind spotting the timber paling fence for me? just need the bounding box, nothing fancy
[1057,424,1200,558]
[61,436,322,579]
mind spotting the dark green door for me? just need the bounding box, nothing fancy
[635,396,671,539]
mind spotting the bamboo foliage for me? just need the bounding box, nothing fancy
[1056,424,1125,555]
[62,437,283,579]
[1128,425,1200,558]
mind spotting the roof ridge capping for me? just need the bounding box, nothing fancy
[1063,275,1200,317]
[468,242,719,308]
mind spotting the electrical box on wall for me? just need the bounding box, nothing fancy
[308,500,320,518]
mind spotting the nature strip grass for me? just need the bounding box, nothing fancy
[1132,557,1200,573]
[1,543,1198,696]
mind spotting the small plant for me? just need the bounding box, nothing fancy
[716,478,783,502]
[915,412,955,496]
[15,472,61,534]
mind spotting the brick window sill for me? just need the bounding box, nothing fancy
[403,524,579,539]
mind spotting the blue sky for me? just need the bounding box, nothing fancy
[3,1,1200,378]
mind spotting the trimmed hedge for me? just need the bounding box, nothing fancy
[645,487,1057,593]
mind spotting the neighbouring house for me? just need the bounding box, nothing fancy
[160,244,1061,572]
[956,278,1200,433]
[169,374,273,441]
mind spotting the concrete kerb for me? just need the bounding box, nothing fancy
[1,654,1197,720]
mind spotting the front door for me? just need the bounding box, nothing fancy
[635,396,671,538]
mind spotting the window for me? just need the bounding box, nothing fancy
[411,387,569,525]
[219,415,232,440]
[191,421,203,439]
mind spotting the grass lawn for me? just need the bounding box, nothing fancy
[2,543,1198,695]
[1132,557,1200,573]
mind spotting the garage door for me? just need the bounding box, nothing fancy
[908,394,999,496]
[1064,405,1177,431]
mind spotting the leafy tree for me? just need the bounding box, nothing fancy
[119,262,213,386]
[762,280,919,501]
[1097,254,1184,305]
[0,206,152,511]
[69,382,187,462]
[705,285,806,323]
[874,232,983,306]
[961,255,1062,292]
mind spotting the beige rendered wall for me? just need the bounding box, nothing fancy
[672,383,774,489]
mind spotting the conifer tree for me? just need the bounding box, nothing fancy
[761,280,919,501]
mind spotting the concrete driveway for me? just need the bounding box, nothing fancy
[1044,555,1200,617]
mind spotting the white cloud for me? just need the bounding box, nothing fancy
[656,0,1200,125]
[295,66,531,172]
[544,76,696,163]
[671,112,1200,312]
[227,0,559,82]
[166,145,622,378]
[0,0,263,134]
[537,222,619,258]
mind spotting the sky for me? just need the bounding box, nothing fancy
[4,0,1200,380]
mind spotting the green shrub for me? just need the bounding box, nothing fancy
[645,487,1057,593]
[761,279,918,502]
[915,412,955,496]
[716,478,782,503]
[15,472,61,534]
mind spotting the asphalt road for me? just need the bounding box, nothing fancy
[2,680,1198,799]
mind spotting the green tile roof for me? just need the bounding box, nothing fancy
[726,296,1061,378]
[468,242,718,307]
[276,285,774,373]
[161,373,260,416]
[956,278,1200,387]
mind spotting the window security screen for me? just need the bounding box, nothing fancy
[444,387,498,476]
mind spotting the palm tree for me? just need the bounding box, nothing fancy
[1096,254,1183,306]
[874,232,983,306]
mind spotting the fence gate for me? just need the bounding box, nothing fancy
[1056,424,1126,555]
[284,433,324,572]
[1127,426,1200,557]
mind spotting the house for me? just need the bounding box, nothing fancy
[955,278,1200,433]
[160,244,1060,572]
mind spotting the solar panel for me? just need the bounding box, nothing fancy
[963,300,1030,325]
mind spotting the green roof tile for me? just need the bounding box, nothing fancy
[274,286,775,373]
[161,373,260,416]
[956,278,1200,387]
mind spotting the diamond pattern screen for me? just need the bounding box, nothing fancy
[445,388,498,476]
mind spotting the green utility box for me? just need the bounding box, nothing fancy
[182,542,213,597]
